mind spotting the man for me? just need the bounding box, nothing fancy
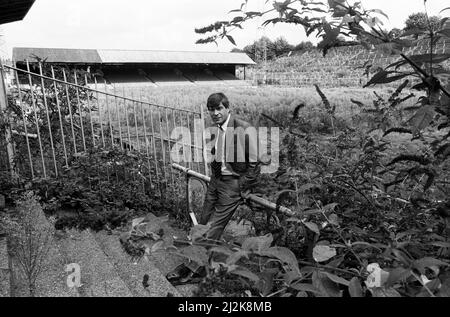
[165,92,260,285]
[200,92,260,241]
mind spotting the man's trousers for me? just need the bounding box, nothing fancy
[200,175,243,241]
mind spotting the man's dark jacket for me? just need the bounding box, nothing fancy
[210,114,260,190]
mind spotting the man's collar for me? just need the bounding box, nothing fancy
[218,113,231,131]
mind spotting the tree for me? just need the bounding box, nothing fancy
[242,36,277,63]
[293,41,314,52]
[240,36,296,62]
[404,12,441,32]
[273,36,295,57]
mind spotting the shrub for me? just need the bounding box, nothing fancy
[1,191,55,296]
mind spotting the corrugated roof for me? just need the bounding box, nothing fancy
[97,49,255,65]
[13,47,102,63]
[0,0,35,25]
[12,47,256,65]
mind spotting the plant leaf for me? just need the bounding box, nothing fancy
[241,233,273,252]
[259,246,300,275]
[322,272,350,286]
[151,240,165,253]
[312,271,343,297]
[179,245,209,266]
[348,277,364,297]
[385,267,412,287]
[304,222,320,235]
[209,246,234,257]
[131,217,146,229]
[189,224,210,241]
[413,257,449,274]
[328,214,339,226]
[408,104,435,135]
[226,35,237,46]
[313,245,337,263]
[364,70,412,87]
[229,268,260,283]
[226,250,250,266]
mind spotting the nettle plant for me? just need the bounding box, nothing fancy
[190,0,450,297]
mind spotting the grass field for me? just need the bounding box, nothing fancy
[96,84,419,130]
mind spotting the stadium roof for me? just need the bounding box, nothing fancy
[13,47,256,65]
[0,0,35,25]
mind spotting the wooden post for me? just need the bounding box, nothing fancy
[0,60,17,180]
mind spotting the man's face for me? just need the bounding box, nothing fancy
[208,103,230,126]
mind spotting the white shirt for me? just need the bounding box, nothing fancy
[215,114,233,176]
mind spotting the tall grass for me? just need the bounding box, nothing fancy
[101,85,418,127]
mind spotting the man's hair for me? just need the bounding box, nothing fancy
[207,93,230,109]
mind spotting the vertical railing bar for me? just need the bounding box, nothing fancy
[103,80,114,148]
[157,106,167,187]
[39,63,58,177]
[149,104,159,183]
[84,73,95,147]
[170,107,180,213]
[122,87,134,182]
[94,77,105,148]
[181,110,191,170]
[131,91,140,152]
[14,69,34,178]
[196,112,202,173]
[185,111,194,171]
[164,106,175,196]
[192,112,201,173]
[62,69,77,154]
[174,110,184,169]
[200,103,208,176]
[84,73,101,189]
[50,66,68,168]
[113,85,124,150]
[170,107,178,166]
[131,90,142,191]
[73,69,86,152]
[26,61,47,178]
[122,87,131,149]
[139,89,153,190]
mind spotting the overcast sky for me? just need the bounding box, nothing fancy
[0,0,449,58]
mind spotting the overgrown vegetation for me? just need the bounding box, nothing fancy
[1,0,450,298]
[0,192,55,297]
[180,0,450,297]
[0,61,185,232]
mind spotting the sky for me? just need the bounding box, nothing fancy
[0,0,449,58]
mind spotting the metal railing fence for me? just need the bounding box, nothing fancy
[0,59,209,218]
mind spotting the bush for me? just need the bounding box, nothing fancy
[1,192,55,296]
